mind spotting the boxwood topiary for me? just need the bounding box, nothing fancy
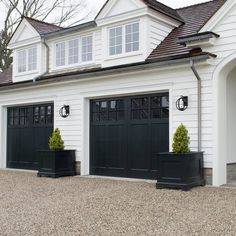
[172,123,190,154]
[49,128,65,151]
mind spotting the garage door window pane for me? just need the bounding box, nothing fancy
[131,97,149,120]
[13,108,19,125]
[46,106,53,124]
[34,107,39,124]
[40,107,45,124]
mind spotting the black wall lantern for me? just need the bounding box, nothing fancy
[59,105,70,118]
[176,96,188,111]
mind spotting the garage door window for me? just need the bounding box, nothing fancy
[34,105,53,125]
[92,100,124,122]
[8,107,29,126]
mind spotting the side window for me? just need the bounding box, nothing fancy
[56,42,66,67]
[68,39,79,65]
[109,27,123,56]
[28,47,37,71]
[18,50,27,73]
[82,36,93,62]
[125,22,139,53]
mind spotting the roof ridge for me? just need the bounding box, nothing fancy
[175,0,224,10]
[24,16,63,29]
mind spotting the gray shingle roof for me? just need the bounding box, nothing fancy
[25,17,63,35]
[147,0,226,61]
[0,0,226,86]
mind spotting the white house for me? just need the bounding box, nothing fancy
[0,0,235,186]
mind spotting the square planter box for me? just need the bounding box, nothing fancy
[37,150,76,178]
[156,152,205,191]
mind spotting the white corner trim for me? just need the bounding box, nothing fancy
[200,0,234,32]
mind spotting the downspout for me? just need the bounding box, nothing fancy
[190,60,202,152]
[32,37,49,83]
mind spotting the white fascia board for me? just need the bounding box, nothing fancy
[97,0,145,20]
[147,8,182,28]
[200,0,233,32]
[96,7,147,26]
[8,36,42,50]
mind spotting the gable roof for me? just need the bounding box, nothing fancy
[141,0,183,22]
[96,0,184,22]
[24,17,63,35]
[147,0,226,61]
[0,0,227,86]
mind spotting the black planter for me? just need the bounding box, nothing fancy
[156,152,205,191]
[37,150,76,178]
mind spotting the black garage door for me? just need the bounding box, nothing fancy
[7,104,54,170]
[90,93,169,179]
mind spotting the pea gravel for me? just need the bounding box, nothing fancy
[0,171,236,236]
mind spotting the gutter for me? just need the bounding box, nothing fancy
[190,60,202,152]
[32,37,50,83]
[0,54,213,91]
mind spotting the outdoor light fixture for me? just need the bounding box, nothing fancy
[59,105,70,118]
[176,96,188,111]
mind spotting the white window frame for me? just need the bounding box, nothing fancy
[107,21,140,58]
[54,33,94,70]
[17,46,38,74]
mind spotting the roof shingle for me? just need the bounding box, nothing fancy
[25,17,63,35]
[147,0,226,60]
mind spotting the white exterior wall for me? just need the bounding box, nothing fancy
[0,63,215,175]
[148,17,173,55]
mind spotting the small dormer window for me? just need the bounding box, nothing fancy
[82,36,93,62]
[55,35,93,68]
[109,26,123,56]
[125,23,139,53]
[17,47,37,73]
[28,48,37,71]
[109,22,140,56]
[56,42,66,67]
[18,50,27,73]
[68,39,79,65]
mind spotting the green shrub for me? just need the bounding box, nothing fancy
[49,128,65,151]
[172,123,190,154]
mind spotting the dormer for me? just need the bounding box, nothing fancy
[96,0,184,67]
[8,17,61,83]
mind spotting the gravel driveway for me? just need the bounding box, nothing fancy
[0,171,236,236]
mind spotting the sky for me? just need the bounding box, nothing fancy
[0,0,211,29]
[86,0,211,13]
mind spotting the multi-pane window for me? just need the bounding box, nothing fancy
[34,105,53,125]
[109,26,123,56]
[68,39,79,65]
[18,50,27,73]
[109,22,140,56]
[125,23,139,53]
[56,42,66,67]
[18,47,37,73]
[131,95,169,120]
[8,107,29,126]
[92,100,125,122]
[28,48,37,71]
[55,36,93,67]
[82,36,93,62]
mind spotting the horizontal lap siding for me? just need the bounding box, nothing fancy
[0,65,214,168]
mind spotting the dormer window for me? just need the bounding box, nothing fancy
[82,36,93,62]
[68,39,79,65]
[109,22,140,56]
[17,47,37,73]
[55,35,93,68]
[56,42,66,67]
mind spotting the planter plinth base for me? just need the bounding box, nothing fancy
[156,152,205,191]
[156,180,206,191]
[37,150,76,178]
